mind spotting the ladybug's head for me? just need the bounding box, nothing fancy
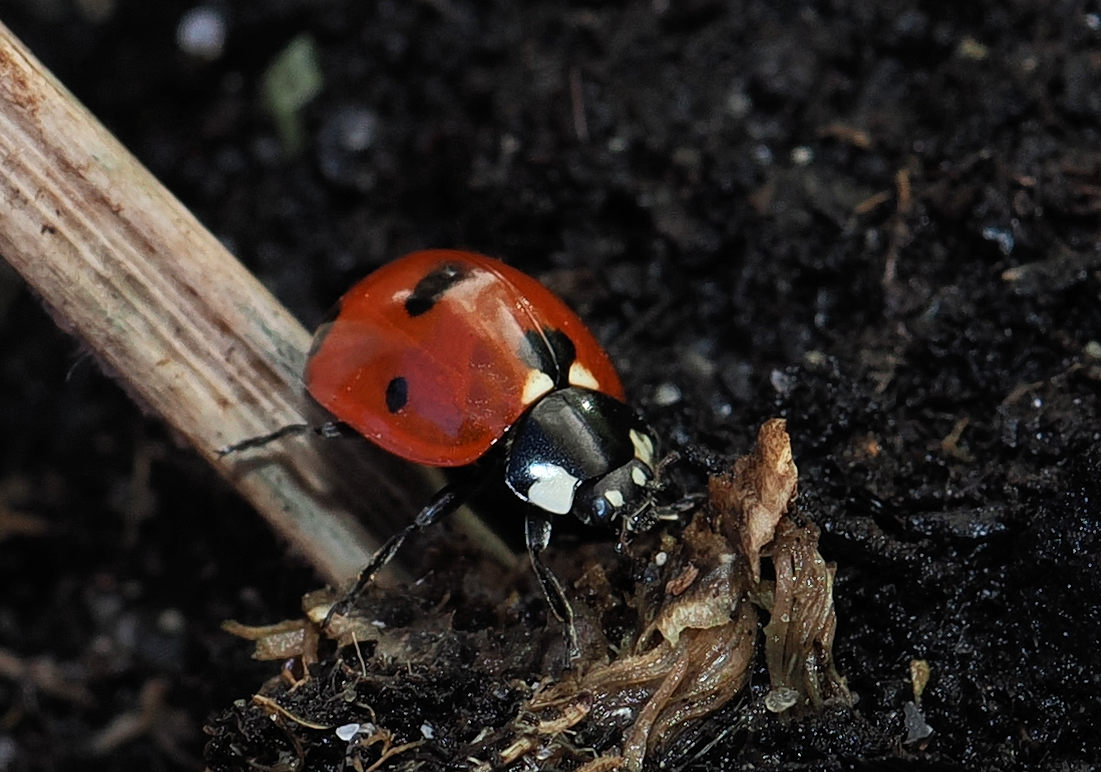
[505,387,659,530]
[572,455,656,529]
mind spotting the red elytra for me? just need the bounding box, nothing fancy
[304,250,625,467]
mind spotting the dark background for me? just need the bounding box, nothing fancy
[1,1,1099,769]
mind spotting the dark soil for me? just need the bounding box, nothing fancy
[2,1,1099,770]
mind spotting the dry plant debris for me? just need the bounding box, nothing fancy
[508,418,849,770]
[215,419,849,770]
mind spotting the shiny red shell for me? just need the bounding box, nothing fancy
[304,250,625,467]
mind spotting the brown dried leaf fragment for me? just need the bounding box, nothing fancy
[221,589,365,669]
[624,604,758,766]
[648,554,736,645]
[222,619,311,662]
[527,595,757,772]
[760,519,849,710]
[709,418,798,582]
[515,421,803,769]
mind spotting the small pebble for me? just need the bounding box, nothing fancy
[764,686,800,713]
[652,382,682,407]
[177,7,226,61]
[335,723,361,741]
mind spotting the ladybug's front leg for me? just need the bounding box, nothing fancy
[524,510,581,663]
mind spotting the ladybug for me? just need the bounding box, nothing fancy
[240,250,663,657]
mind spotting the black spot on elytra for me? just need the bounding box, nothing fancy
[385,376,408,413]
[405,262,468,317]
[519,328,577,387]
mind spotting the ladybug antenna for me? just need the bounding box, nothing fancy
[628,450,705,534]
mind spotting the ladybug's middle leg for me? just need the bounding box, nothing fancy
[525,510,581,663]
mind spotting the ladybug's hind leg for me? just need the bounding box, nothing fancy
[322,476,479,628]
[525,511,581,663]
[217,421,351,456]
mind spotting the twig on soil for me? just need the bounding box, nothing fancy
[251,694,332,730]
[0,646,95,706]
[87,678,193,763]
[0,23,431,584]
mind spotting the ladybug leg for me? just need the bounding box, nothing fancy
[322,477,477,629]
[524,510,581,662]
[217,421,350,456]
[652,449,682,479]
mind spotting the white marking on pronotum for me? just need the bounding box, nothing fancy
[521,370,555,406]
[568,361,601,391]
[526,462,580,514]
[631,465,649,487]
[603,489,625,508]
[629,428,655,467]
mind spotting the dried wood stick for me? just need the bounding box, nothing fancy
[0,21,430,585]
